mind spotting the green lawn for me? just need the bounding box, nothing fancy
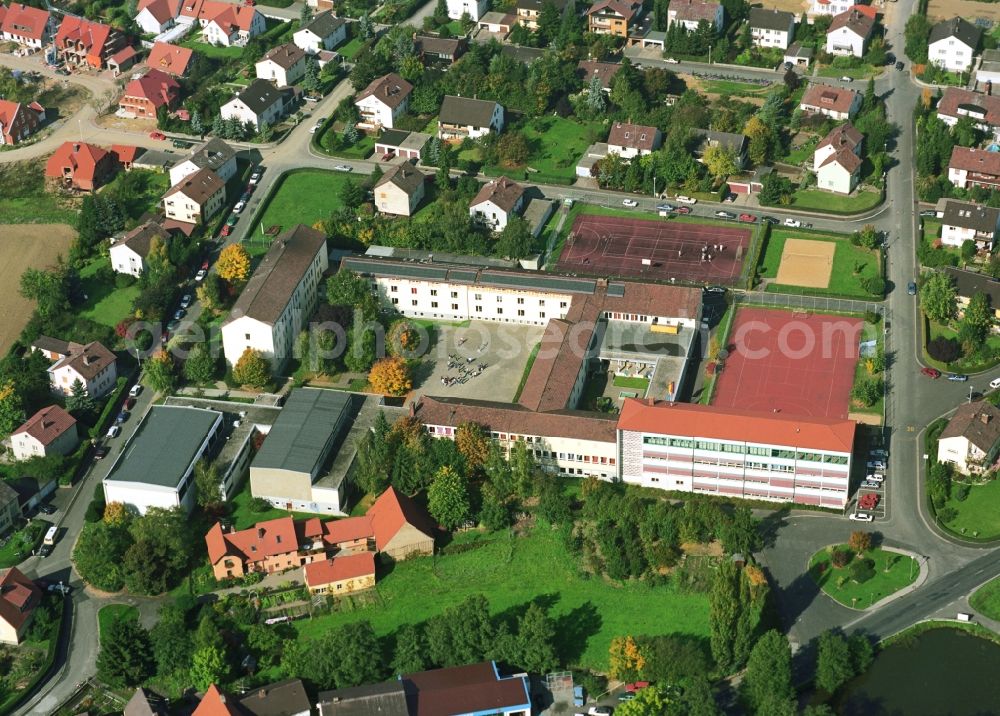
[0,520,46,568]
[816,65,878,79]
[101,169,170,221]
[612,375,650,391]
[79,258,139,328]
[971,576,1000,620]
[758,228,882,299]
[179,35,244,59]
[783,136,820,166]
[249,170,357,246]
[486,116,604,183]
[293,526,710,671]
[924,321,1000,374]
[319,129,374,159]
[851,318,884,417]
[700,79,772,97]
[228,480,329,530]
[938,478,1000,540]
[0,161,78,225]
[98,604,138,644]
[809,545,918,609]
[788,188,883,214]
[338,36,366,60]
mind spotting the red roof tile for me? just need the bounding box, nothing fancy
[122,68,180,109]
[368,486,434,551]
[304,551,375,587]
[0,567,41,632]
[55,16,114,57]
[323,515,374,545]
[44,141,111,184]
[192,685,246,716]
[12,404,76,446]
[2,3,51,42]
[147,42,194,76]
[800,84,860,115]
[205,516,299,565]
[607,121,659,152]
[950,146,1000,177]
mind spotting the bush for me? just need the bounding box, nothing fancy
[849,558,875,584]
[90,377,129,439]
[864,310,881,325]
[954,483,971,502]
[936,507,959,523]
[85,483,106,523]
[249,497,272,513]
[830,548,852,568]
[114,273,137,289]
[928,336,962,363]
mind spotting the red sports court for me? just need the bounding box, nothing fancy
[557,213,751,284]
[712,307,863,420]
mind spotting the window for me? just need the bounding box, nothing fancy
[411,300,418,306]
[431,301,438,308]
[560,301,568,308]
[518,309,525,316]
[475,305,483,312]
[430,289,437,296]
[245,333,250,340]
[411,287,417,294]
[517,297,524,304]
[539,312,546,318]
[451,291,458,298]
[474,293,482,300]
[451,303,458,310]
[391,297,399,305]
[496,295,503,302]
[497,308,503,314]
[390,285,398,292]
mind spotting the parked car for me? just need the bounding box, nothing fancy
[859,493,881,509]
[107,425,121,439]
[233,200,246,214]
[171,139,192,149]
[870,448,887,457]
[37,544,53,557]
[220,225,232,238]
[921,367,941,379]
[866,474,885,483]
[149,131,166,140]
[861,480,881,489]
[919,209,937,217]
[93,445,109,460]
[783,218,801,227]
[783,61,793,70]
[116,410,129,424]
[622,199,638,208]
[129,384,143,397]
[310,121,324,133]
[38,503,56,515]
[124,396,136,410]
[675,206,692,214]
[867,462,887,472]
[991,377,1000,390]
[715,210,736,219]
[665,57,679,64]
[617,693,635,702]
[839,75,853,82]
[625,682,650,692]
[907,281,917,295]
[588,708,613,716]
[55,67,70,76]
[948,373,968,382]
[240,190,252,203]
[849,512,874,522]
[656,203,676,212]
[762,215,779,224]
[704,286,727,294]
[886,53,896,65]
[180,294,192,309]
[896,61,905,71]
[333,164,353,172]
[675,195,697,204]
[738,213,757,223]
[249,168,264,185]
[173,308,185,321]
[195,268,207,282]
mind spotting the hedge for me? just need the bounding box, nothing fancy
[90,376,129,439]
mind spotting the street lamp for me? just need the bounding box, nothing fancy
[709,45,713,65]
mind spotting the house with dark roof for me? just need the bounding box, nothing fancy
[0,483,20,539]
[221,78,287,130]
[170,138,237,186]
[587,0,642,37]
[825,7,875,58]
[293,10,347,54]
[942,267,1000,323]
[469,176,526,231]
[375,129,431,161]
[939,400,1000,475]
[146,41,194,76]
[374,159,426,216]
[949,146,1000,190]
[577,60,621,93]
[355,73,413,129]
[123,687,169,716]
[222,226,329,371]
[929,17,981,73]
[935,87,1000,140]
[937,200,1000,249]
[55,16,124,69]
[692,128,747,168]
[45,141,118,191]
[607,121,662,158]
[119,68,180,119]
[438,95,504,141]
[1,3,57,48]
[814,122,864,194]
[414,34,467,65]
[666,0,723,32]
[748,7,795,50]
[255,42,307,88]
[163,167,226,226]
[799,83,861,120]
[316,681,409,716]
[47,340,117,398]
[10,405,78,461]
[0,98,44,146]
[0,567,41,645]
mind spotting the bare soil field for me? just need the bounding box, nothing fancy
[765,0,808,13]
[0,224,75,354]
[927,0,1000,23]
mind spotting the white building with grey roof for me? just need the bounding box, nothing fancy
[221,78,287,130]
[929,17,981,73]
[168,137,237,186]
[292,10,347,54]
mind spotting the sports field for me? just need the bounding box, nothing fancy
[713,307,863,420]
[557,213,751,284]
[775,238,835,288]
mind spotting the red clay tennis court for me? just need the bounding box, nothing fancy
[712,307,864,420]
[557,213,752,284]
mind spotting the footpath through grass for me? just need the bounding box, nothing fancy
[757,228,882,299]
[809,544,918,609]
[293,526,711,671]
[971,576,1000,620]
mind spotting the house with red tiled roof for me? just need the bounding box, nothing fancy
[304,551,375,595]
[814,122,864,194]
[367,486,435,559]
[607,121,662,158]
[10,405,78,462]
[1,3,57,48]
[135,0,182,34]
[799,83,862,120]
[146,42,194,76]
[55,16,125,69]
[469,176,526,231]
[119,69,181,119]
[936,88,1000,140]
[205,516,320,580]
[0,567,42,645]
[949,146,1000,190]
[666,0,723,32]
[47,340,117,398]
[0,98,44,146]
[193,681,311,716]
[111,144,142,170]
[826,7,875,57]
[108,46,139,77]
[45,141,118,191]
[587,0,642,37]
[203,4,265,47]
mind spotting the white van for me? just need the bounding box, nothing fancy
[991,377,1000,390]
[957,612,973,622]
[43,526,57,546]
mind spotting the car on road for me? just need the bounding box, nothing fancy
[180,294,192,309]
[656,203,676,212]
[675,206,692,214]
[715,210,736,219]
[622,199,638,207]
[221,224,233,237]
[675,195,697,204]
[665,57,679,63]
[896,61,904,71]
[149,131,166,140]
[233,200,246,214]
[129,383,142,397]
[739,213,757,223]
[310,121,324,133]
[93,445,109,460]
[839,75,853,82]
[920,366,941,379]
[124,397,136,410]
[849,512,874,522]
[991,377,1000,390]
[37,543,53,557]
[761,215,779,224]
[195,268,207,281]
[704,285,727,294]
[907,281,917,295]
[116,410,129,424]
[919,209,937,217]
[948,373,968,382]
[334,164,353,172]
[38,503,56,515]
[783,218,801,227]
[173,308,185,321]
[106,425,121,439]
[249,168,264,185]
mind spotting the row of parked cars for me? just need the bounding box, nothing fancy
[850,447,888,522]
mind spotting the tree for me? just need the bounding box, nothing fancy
[742,630,793,714]
[586,75,607,112]
[184,343,217,385]
[66,378,96,417]
[510,440,536,497]
[73,522,130,591]
[191,645,229,691]
[849,557,875,583]
[0,381,23,441]
[617,685,673,715]
[959,292,993,354]
[145,350,176,394]
[455,422,490,472]
[816,630,855,694]
[232,348,271,387]
[97,617,154,688]
[856,224,879,250]
[216,244,251,285]
[387,320,420,357]
[851,376,883,407]
[428,465,470,530]
[511,603,558,673]
[758,171,793,206]
[536,476,572,524]
[358,13,373,39]
[920,272,957,323]
[496,132,529,167]
[719,505,761,556]
[496,216,535,260]
[368,356,412,396]
[151,601,194,679]
[927,335,961,363]
[904,14,931,64]
[303,56,322,93]
[20,264,71,322]
[609,635,646,682]
[702,144,739,181]
[391,624,427,674]
[743,115,773,166]
[103,502,130,526]
[197,273,224,311]
[848,530,872,554]
[300,0,313,23]
[194,460,222,509]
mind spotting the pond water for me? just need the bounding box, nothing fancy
[837,627,1000,715]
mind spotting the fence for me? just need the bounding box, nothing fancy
[733,290,886,319]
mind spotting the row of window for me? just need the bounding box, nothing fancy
[642,436,848,463]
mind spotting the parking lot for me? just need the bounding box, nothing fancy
[415,321,547,402]
[853,431,889,521]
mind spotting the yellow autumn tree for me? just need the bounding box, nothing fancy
[368,356,412,396]
[609,635,645,682]
[103,501,130,526]
[216,244,251,285]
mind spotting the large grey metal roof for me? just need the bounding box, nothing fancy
[105,406,222,488]
[251,388,353,475]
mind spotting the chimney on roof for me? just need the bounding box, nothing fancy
[257,527,265,538]
[73,143,80,152]
[257,689,267,699]
[981,413,991,425]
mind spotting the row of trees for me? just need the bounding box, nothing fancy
[921,271,995,363]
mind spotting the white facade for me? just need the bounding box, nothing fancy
[447,0,489,21]
[163,183,225,225]
[930,36,976,73]
[49,360,116,398]
[203,10,264,47]
[816,159,858,195]
[750,15,794,50]
[110,242,146,277]
[169,154,237,187]
[666,5,724,32]
[135,7,173,34]
[942,223,990,248]
[103,479,197,515]
[1,13,57,49]
[826,25,867,57]
[10,427,77,461]
[355,93,406,130]
[438,102,504,141]
[221,95,283,130]
[470,197,523,232]
[293,23,346,54]
[255,54,306,88]
[808,0,851,17]
[938,435,983,476]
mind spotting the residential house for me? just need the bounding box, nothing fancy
[170,138,237,185]
[477,11,516,37]
[943,266,1000,323]
[929,17,981,73]
[44,141,117,191]
[103,406,222,515]
[255,42,307,87]
[692,129,747,169]
[206,516,308,580]
[194,681,311,716]
[110,220,171,277]
[221,225,328,371]
[587,0,642,37]
[374,129,431,161]
[814,122,863,194]
[134,0,181,34]
[935,87,1000,140]
[10,405,78,461]
[577,60,621,93]
[607,121,661,158]
[938,401,1000,475]
[0,99,44,146]
[304,551,376,595]
[203,5,265,47]
[937,199,1000,249]
[374,160,425,216]
[163,167,225,226]
[119,69,181,119]
[367,486,435,559]
[30,335,72,362]
[515,0,569,30]
[0,483,19,539]
[438,95,504,141]
[146,42,194,76]
[47,341,117,398]
[0,567,41,645]
[784,41,814,67]
[748,7,795,50]
[469,176,526,231]
[414,35,467,66]
[108,46,139,77]
[220,78,286,130]
[798,84,861,120]
[666,0,723,32]
[1,3,56,48]
[292,10,347,54]
[825,8,874,58]
[54,16,123,69]
[949,146,1000,190]
[354,73,413,130]
[123,688,169,716]
[807,0,852,18]
[447,0,489,20]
